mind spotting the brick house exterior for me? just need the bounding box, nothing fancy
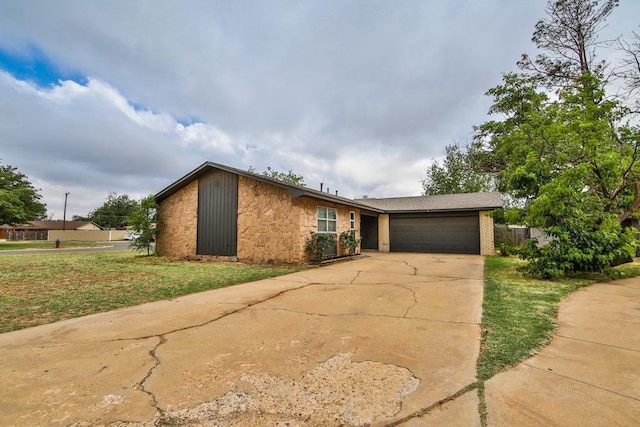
[155,162,502,264]
[236,176,360,263]
[156,163,372,264]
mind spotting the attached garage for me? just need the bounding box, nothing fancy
[390,212,480,254]
[356,192,503,256]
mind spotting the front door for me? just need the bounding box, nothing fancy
[361,214,379,250]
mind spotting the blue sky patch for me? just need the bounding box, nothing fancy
[0,45,87,87]
[176,116,203,127]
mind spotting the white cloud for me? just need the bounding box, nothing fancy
[1,0,639,220]
[176,122,236,154]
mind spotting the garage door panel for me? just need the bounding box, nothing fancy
[390,213,480,254]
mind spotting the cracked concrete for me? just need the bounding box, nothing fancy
[0,252,484,426]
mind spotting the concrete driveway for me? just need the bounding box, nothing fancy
[0,252,485,426]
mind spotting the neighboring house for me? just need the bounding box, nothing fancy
[0,224,12,239]
[4,221,103,240]
[26,221,103,231]
[156,162,502,264]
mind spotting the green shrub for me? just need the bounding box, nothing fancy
[339,230,361,255]
[498,241,514,257]
[494,225,516,256]
[517,218,638,279]
[305,232,337,262]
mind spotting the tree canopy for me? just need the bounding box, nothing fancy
[421,143,494,195]
[0,162,47,225]
[248,166,306,186]
[87,193,137,229]
[472,0,640,278]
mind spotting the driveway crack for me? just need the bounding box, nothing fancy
[522,363,640,402]
[385,382,481,426]
[555,334,640,352]
[103,282,315,414]
[401,261,418,275]
[247,307,478,325]
[397,284,418,318]
[349,270,362,284]
[134,335,165,412]
[107,283,313,342]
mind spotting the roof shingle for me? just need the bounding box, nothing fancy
[355,192,503,212]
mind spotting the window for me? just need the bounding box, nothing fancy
[317,207,337,233]
[350,211,356,230]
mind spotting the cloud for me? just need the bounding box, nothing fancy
[0,71,243,216]
[1,0,639,219]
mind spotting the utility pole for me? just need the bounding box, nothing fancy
[63,192,70,231]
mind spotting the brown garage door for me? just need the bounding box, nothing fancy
[390,212,480,254]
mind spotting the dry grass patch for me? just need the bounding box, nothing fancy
[0,251,303,333]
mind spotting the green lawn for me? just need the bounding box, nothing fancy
[0,251,304,333]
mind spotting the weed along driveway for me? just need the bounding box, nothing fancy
[0,253,485,426]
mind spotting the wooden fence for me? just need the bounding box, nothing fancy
[5,231,48,241]
[494,225,530,246]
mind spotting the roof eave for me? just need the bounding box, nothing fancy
[155,162,385,212]
[296,193,385,212]
[155,161,211,202]
[384,206,503,214]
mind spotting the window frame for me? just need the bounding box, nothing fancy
[350,211,356,230]
[317,206,338,234]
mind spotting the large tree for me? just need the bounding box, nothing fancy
[421,143,494,195]
[0,162,47,225]
[617,29,640,112]
[473,0,640,278]
[88,193,137,229]
[518,0,618,86]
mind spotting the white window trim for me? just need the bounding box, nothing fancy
[317,206,338,234]
[350,211,356,230]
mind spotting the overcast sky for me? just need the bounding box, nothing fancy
[1,0,638,220]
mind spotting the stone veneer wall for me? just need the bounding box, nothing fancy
[237,176,361,264]
[296,197,361,258]
[236,176,304,264]
[479,210,495,256]
[156,180,198,258]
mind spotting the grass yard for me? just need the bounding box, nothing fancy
[0,241,101,250]
[477,256,640,381]
[0,251,304,333]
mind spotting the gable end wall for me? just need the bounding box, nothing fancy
[156,180,198,258]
